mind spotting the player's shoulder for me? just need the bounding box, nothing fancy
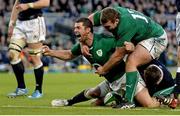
[94,33,115,40]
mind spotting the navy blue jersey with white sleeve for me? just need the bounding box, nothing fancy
[138,60,175,96]
[18,0,43,21]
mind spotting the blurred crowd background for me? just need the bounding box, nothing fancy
[0,0,178,73]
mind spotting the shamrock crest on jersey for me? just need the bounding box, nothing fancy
[96,49,103,57]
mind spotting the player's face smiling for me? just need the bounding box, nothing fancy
[74,22,88,43]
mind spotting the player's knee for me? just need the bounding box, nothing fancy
[8,50,20,62]
[28,48,42,66]
[126,55,137,67]
[8,41,24,62]
[86,88,100,98]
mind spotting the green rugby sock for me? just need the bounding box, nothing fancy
[125,71,139,102]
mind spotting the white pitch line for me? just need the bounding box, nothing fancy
[1,105,180,111]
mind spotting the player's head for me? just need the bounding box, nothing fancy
[144,64,163,85]
[74,17,93,43]
[101,7,120,31]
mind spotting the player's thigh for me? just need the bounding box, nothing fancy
[8,38,26,61]
[109,75,126,96]
[26,17,45,64]
[96,80,111,97]
[138,32,167,59]
[135,88,159,107]
[126,44,152,69]
[111,74,147,97]
[28,43,43,65]
[25,17,46,44]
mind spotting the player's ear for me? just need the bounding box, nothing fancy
[86,27,91,33]
[115,19,119,24]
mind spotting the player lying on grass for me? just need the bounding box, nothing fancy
[91,56,178,109]
[42,17,176,108]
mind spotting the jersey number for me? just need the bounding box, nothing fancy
[127,9,148,23]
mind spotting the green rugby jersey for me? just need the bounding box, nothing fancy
[93,6,164,47]
[71,34,125,83]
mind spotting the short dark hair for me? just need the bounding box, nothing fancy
[101,7,120,24]
[144,65,163,85]
[75,17,93,33]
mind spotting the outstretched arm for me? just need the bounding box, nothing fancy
[43,46,76,61]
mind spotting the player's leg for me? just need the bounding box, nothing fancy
[27,42,44,99]
[125,44,152,103]
[135,88,160,107]
[124,31,168,106]
[143,64,177,108]
[175,13,180,99]
[26,17,46,99]
[114,74,148,108]
[51,80,111,106]
[175,46,180,98]
[7,23,27,97]
[134,76,161,108]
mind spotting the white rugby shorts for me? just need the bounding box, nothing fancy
[139,30,168,59]
[11,16,46,44]
[97,74,146,97]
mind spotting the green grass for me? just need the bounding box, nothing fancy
[0,73,180,115]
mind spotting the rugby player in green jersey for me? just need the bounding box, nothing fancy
[84,6,168,108]
[43,18,171,108]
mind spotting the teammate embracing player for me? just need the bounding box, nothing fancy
[81,6,169,108]
[43,17,176,108]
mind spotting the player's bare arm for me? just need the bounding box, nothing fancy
[16,0,50,12]
[96,47,126,75]
[8,0,20,39]
[43,46,76,61]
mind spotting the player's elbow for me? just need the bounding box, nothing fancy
[42,0,50,7]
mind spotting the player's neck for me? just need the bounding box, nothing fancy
[85,33,93,47]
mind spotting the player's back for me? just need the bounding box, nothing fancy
[138,60,175,96]
[113,7,164,43]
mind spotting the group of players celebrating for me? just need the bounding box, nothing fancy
[7,0,179,109]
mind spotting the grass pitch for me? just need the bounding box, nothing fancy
[0,73,180,115]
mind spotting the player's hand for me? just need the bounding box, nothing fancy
[95,66,106,76]
[124,41,135,53]
[42,45,51,56]
[80,44,92,57]
[16,4,29,12]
